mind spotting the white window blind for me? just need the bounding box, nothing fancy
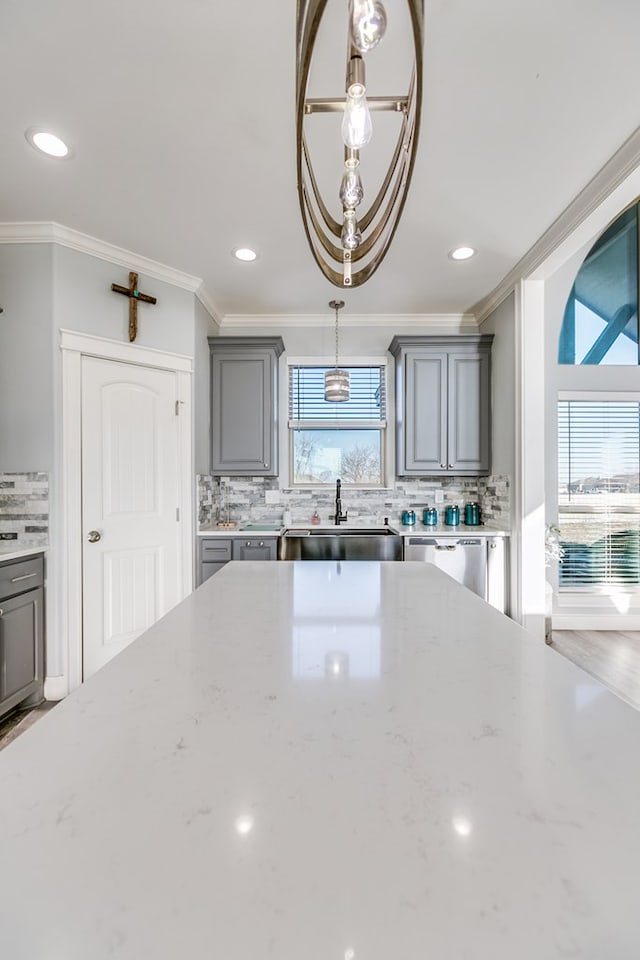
[558,400,640,586]
[289,365,386,425]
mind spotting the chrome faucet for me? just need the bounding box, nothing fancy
[334,478,348,525]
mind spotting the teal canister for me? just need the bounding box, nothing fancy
[402,509,416,526]
[464,502,481,525]
[444,504,460,526]
[423,507,438,525]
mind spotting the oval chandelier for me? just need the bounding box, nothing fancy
[296,0,424,288]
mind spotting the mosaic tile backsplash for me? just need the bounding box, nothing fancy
[198,474,510,529]
[0,473,49,546]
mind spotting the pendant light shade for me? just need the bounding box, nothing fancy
[325,300,349,402]
[325,368,350,402]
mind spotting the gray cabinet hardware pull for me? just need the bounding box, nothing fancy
[10,573,37,583]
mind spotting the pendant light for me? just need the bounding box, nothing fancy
[325,300,350,402]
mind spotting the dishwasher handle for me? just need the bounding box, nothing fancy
[407,538,482,547]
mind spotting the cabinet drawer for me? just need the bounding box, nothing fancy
[200,539,232,562]
[0,556,44,602]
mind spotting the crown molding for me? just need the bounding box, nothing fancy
[195,283,222,327]
[474,124,640,323]
[0,222,202,293]
[220,312,478,329]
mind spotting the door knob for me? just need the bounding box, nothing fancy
[87,530,102,543]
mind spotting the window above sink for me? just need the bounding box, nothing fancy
[288,362,388,488]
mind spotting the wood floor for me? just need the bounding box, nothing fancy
[0,701,57,752]
[550,630,640,711]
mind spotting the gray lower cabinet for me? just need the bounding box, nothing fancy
[198,537,279,585]
[389,335,493,476]
[208,337,285,476]
[0,554,45,720]
[199,538,232,585]
[232,538,278,561]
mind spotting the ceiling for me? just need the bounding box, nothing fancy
[2,0,640,322]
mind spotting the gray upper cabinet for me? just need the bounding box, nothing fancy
[208,337,285,476]
[388,335,493,476]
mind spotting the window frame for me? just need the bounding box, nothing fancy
[558,200,640,366]
[287,356,389,489]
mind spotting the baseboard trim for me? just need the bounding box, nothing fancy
[44,676,68,701]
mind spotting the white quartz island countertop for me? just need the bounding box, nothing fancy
[1,562,639,958]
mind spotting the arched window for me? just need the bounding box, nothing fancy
[558,203,639,364]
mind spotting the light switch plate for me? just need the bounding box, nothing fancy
[265,490,281,505]
[434,489,444,503]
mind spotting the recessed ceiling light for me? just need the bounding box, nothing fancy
[233,247,258,262]
[449,246,476,261]
[25,128,70,158]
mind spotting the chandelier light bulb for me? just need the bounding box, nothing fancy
[339,158,364,208]
[350,0,388,53]
[342,91,372,150]
[341,209,362,251]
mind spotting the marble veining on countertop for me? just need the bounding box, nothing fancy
[0,561,637,958]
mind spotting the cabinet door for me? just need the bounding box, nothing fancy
[232,539,278,561]
[403,352,448,474]
[199,562,227,584]
[211,350,273,474]
[447,351,491,473]
[0,587,43,703]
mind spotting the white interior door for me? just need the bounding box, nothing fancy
[81,356,181,679]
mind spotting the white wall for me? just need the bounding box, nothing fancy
[481,292,515,482]
[0,244,55,469]
[52,245,197,354]
[194,297,216,475]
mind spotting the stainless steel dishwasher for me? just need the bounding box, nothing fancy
[405,536,487,599]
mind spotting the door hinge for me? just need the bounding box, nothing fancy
[175,400,184,416]
[176,507,180,521]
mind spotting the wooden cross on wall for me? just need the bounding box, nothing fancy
[110,272,157,342]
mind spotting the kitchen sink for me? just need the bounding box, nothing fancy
[280,527,403,561]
